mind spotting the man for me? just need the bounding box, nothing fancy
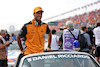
[51,30,60,50]
[4,30,12,67]
[93,21,100,62]
[59,20,79,50]
[0,30,10,67]
[11,33,17,41]
[4,30,11,42]
[17,6,51,55]
[79,26,93,53]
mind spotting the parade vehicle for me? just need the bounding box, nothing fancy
[14,50,100,67]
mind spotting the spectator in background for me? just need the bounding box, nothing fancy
[93,21,100,63]
[79,26,95,53]
[87,26,95,55]
[4,30,12,42]
[0,30,10,67]
[4,30,12,67]
[51,29,60,50]
[11,33,17,41]
[59,20,79,50]
[87,26,94,45]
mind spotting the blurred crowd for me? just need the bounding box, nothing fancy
[49,9,100,32]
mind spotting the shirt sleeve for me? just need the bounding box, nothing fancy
[46,25,50,34]
[18,24,27,38]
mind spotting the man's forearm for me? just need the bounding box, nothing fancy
[0,44,8,49]
[48,31,52,48]
[17,35,23,51]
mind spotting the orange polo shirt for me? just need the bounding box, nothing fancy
[18,20,50,55]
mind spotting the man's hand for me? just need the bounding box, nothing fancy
[92,46,96,50]
[21,50,25,55]
[48,31,52,49]
[45,48,51,52]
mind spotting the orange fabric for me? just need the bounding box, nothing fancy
[24,21,47,55]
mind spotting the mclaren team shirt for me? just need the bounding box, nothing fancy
[18,21,50,55]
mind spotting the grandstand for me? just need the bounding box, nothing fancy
[45,1,100,32]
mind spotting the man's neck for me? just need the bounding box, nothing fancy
[84,30,86,33]
[33,19,41,24]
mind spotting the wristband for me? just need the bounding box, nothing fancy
[48,46,51,48]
